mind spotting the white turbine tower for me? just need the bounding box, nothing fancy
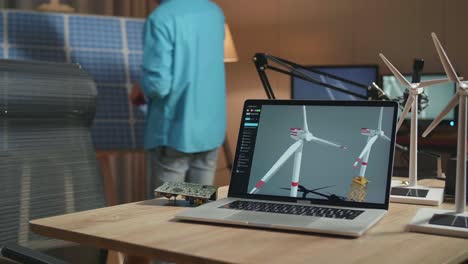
[249,105,347,197]
[409,33,468,237]
[380,53,448,205]
[352,107,391,184]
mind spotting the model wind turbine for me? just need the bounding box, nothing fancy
[249,105,347,197]
[348,107,390,202]
[379,54,449,205]
[408,33,468,237]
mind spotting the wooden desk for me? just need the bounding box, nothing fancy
[30,179,468,264]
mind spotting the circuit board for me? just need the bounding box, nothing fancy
[154,182,218,200]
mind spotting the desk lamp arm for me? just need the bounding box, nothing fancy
[253,53,373,100]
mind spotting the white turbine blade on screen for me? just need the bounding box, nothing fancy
[417,78,450,88]
[380,134,391,142]
[422,94,460,137]
[310,136,347,149]
[249,140,303,194]
[396,94,415,131]
[378,107,383,131]
[432,33,463,85]
[353,135,378,167]
[303,105,309,133]
[379,53,413,88]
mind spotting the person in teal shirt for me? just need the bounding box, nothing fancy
[139,0,226,189]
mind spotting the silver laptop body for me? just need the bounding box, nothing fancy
[176,100,398,237]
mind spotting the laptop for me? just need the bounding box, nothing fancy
[175,100,398,237]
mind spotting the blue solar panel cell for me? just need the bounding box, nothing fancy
[8,12,65,47]
[91,121,132,150]
[95,85,130,119]
[71,50,126,84]
[128,52,143,83]
[9,47,66,62]
[134,121,146,148]
[69,16,122,50]
[126,20,144,51]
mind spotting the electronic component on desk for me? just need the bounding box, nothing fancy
[154,182,218,206]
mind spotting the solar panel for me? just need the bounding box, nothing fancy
[0,10,147,150]
[71,50,126,84]
[0,10,148,149]
[126,20,144,51]
[69,16,123,50]
[129,52,143,83]
[8,12,65,47]
[9,47,66,62]
[95,85,131,119]
[134,121,146,149]
[91,121,133,150]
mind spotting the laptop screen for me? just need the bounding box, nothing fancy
[229,100,398,210]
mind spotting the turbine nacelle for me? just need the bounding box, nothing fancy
[290,128,313,141]
[360,128,384,137]
[410,87,425,95]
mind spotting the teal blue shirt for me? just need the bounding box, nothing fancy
[141,0,226,153]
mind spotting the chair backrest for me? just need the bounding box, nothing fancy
[0,59,105,249]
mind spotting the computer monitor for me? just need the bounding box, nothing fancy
[381,74,457,126]
[291,65,378,101]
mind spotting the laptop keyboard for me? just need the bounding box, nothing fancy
[220,200,364,220]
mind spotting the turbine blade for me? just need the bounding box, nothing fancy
[353,135,378,167]
[380,134,391,142]
[379,53,413,87]
[378,107,383,131]
[303,105,309,133]
[396,95,415,131]
[249,140,303,194]
[422,94,460,137]
[310,136,347,149]
[431,33,463,85]
[417,78,449,88]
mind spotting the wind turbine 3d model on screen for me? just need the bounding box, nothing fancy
[379,53,449,206]
[249,105,347,197]
[408,33,468,237]
[349,107,390,202]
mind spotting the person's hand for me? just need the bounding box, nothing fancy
[130,83,146,106]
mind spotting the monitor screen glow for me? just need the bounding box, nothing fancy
[382,74,456,122]
[291,66,378,101]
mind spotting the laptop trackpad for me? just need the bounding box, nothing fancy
[225,211,317,227]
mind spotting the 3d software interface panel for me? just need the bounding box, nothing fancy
[247,105,393,204]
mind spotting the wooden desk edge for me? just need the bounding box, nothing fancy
[29,221,229,264]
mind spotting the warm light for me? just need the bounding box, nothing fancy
[37,0,75,13]
[224,24,238,63]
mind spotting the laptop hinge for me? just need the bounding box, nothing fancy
[296,200,311,204]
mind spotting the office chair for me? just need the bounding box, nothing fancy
[0,243,70,264]
[0,60,106,263]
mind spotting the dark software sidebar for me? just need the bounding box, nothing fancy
[230,104,262,194]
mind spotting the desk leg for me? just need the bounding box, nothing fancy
[106,251,151,264]
[106,251,124,264]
